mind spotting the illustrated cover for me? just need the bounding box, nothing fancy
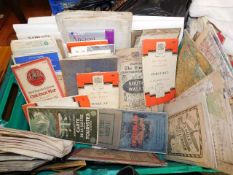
[69,29,114,44]
[28,107,99,145]
[119,111,167,153]
[164,92,216,168]
[68,148,167,167]
[22,95,90,122]
[13,52,61,73]
[60,57,118,96]
[76,72,119,108]
[11,58,64,103]
[142,38,178,107]
[98,109,167,153]
[117,48,145,110]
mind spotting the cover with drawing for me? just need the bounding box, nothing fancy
[28,107,98,145]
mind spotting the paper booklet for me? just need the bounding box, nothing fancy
[76,72,119,109]
[11,58,64,103]
[142,38,178,106]
[22,95,91,122]
[117,48,146,111]
[164,92,216,169]
[172,71,233,174]
[28,107,99,145]
[69,148,166,167]
[165,74,233,174]
[98,109,167,153]
[60,56,118,96]
[55,10,132,50]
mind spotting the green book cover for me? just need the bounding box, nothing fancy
[28,107,98,144]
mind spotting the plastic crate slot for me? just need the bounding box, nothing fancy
[2,83,19,121]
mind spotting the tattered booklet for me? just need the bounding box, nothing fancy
[164,92,216,168]
[117,48,145,111]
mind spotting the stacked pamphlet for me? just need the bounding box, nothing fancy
[0,127,73,172]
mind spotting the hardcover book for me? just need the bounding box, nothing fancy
[76,72,119,108]
[142,38,178,106]
[11,58,64,103]
[28,107,99,145]
[98,109,167,153]
[60,56,118,96]
[117,48,145,110]
[69,148,166,167]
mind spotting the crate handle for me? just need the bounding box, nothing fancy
[2,83,19,121]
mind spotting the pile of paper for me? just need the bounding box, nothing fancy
[0,127,74,172]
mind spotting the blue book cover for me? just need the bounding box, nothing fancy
[14,52,61,72]
[119,111,167,153]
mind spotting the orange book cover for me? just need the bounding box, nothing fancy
[142,38,178,107]
[76,72,119,108]
[67,40,108,52]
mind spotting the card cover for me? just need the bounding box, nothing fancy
[11,58,64,103]
[142,38,178,106]
[76,72,119,108]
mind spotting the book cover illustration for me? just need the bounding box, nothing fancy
[11,58,64,103]
[60,57,118,96]
[77,72,119,108]
[168,105,203,157]
[69,148,166,167]
[28,107,98,144]
[142,38,178,106]
[117,48,145,110]
[119,111,167,153]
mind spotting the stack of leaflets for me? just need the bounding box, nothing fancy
[0,127,74,172]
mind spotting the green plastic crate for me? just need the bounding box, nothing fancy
[0,66,218,175]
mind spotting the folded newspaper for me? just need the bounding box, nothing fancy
[0,127,74,172]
